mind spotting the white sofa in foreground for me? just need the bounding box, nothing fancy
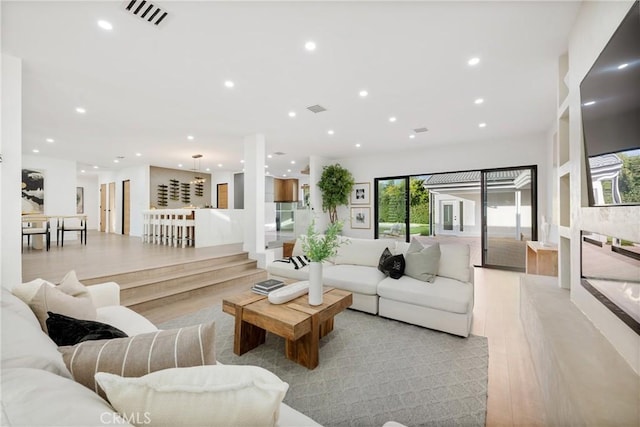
[1,282,319,426]
[267,237,475,337]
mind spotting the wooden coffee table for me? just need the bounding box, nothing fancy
[222,287,352,369]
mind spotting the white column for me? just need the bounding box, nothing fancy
[309,156,331,232]
[243,134,266,264]
[1,54,23,288]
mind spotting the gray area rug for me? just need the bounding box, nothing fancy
[159,305,488,427]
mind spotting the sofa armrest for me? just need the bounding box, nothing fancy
[87,282,121,308]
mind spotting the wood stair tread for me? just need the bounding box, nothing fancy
[117,259,257,290]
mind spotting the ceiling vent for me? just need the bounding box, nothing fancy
[124,0,169,27]
[273,152,286,156]
[413,127,429,133]
[307,105,327,113]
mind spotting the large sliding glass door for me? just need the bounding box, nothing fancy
[481,166,537,270]
[375,165,537,271]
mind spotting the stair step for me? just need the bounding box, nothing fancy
[120,267,262,307]
[81,252,250,285]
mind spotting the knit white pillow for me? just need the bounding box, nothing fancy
[95,365,289,427]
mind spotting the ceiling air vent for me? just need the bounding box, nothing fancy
[413,127,429,133]
[307,105,327,113]
[124,0,169,27]
[273,152,286,156]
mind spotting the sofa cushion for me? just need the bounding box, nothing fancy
[95,365,289,427]
[334,237,395,267]
[404,240,440,283]
[377,275,473,314]
[1,301,72,378]
[323,265,384,295]
[29,270,97,332]
[267,260,310,281]
[439,244,471,282]
[59,321,217,398]
[96,305,158,336]
[377,247,393,273]
[11,278,54,305]
[1,368,132,426]
[2,287,41,329]
[46,312,128,347]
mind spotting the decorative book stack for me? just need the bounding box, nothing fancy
[251,279,284,295]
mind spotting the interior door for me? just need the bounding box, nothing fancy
[100,183,107,232]
[481,166,537,271]
[123,180,130,235]
[217,183,228,209]
[108,182,116,233]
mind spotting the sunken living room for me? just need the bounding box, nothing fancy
[2,1,639,426]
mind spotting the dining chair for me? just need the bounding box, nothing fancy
[22,216,50,252]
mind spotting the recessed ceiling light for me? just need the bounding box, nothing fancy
[468,57,480,66]
[206,168,210,171]
[474,98,484,105]
[187,135,194,140]
[265,165,269,168]
[288,111,296,118]
[135,152,142,157]
[224,80,235,88]
[583,101,596,106]
[304,41,316,51]
[113,159,119,163]
[178,164,183,167]
[46,138,54,143]
[618,63,629,70]
[478,122,487,128]
[409,134,416,139]
[218,164,223,167]
[283,174,287,177]
[75,107,86,114]
[32,149,39,153]
[355,143,361,148]
[327,130,334,135]
[267,154,273,159]
[80,169,86,173]
[287,169,291,173]
[359,90,368,98]
[290,160,296,164]
[240,159,245,163]
[389,117,397,123]
[93,165,99,169]
[97,20,113,31]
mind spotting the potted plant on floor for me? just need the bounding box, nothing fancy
[302,220,344,305]
[317,164,355,224]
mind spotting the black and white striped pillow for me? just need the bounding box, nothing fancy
[274,255,311,269]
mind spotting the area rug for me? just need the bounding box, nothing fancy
[159,304,488,427]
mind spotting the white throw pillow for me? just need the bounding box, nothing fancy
[12,278,54,304]
[438,244,471,283]
[95,365,289,427]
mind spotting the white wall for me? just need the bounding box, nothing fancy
[22,154,77,243]
[1,54,23,288]
[336,133,548,239]
[77,174,100,230]
[565,0,639,373]
[100,165,149,237]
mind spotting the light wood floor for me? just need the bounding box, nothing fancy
[21,232,546,426]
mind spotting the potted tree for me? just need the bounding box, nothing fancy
[317,164,355,224]
[302,220,344,305]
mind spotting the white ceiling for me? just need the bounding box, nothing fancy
[2,1,581,178]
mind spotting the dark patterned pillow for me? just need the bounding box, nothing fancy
[378,247,393,274]
[46,312,127,347]
[382,254,406,279]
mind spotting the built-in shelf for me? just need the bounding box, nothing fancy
[558,225,571,238]
[558,53,569,108]
[559,174,571,227]
[559,236,571,289]
[558,161,571,178]
[558,109,570,166]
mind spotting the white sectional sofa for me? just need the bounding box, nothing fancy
[1,282,319,426]
[267,237,475,337]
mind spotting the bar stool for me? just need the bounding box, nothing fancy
[174,211,195,248]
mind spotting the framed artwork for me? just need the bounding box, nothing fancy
[351,182,370,205]
[76,187,84,214]
[21,169,44,213]
[351,207,371,229]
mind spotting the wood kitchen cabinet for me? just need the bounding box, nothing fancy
[274,178,299,202]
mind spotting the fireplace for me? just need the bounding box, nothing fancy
[581,231,640,335]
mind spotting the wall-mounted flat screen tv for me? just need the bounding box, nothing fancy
[580,1,640,206]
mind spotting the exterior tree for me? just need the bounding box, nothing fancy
[619,153,640,203]
[317,164,355,224]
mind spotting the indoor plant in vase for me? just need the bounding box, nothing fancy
[302,220,344,305]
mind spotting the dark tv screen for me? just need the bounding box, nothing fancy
[580,1,640,206]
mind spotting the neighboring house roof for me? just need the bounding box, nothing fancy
[589,153,623,168]
[422,169,522,186]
